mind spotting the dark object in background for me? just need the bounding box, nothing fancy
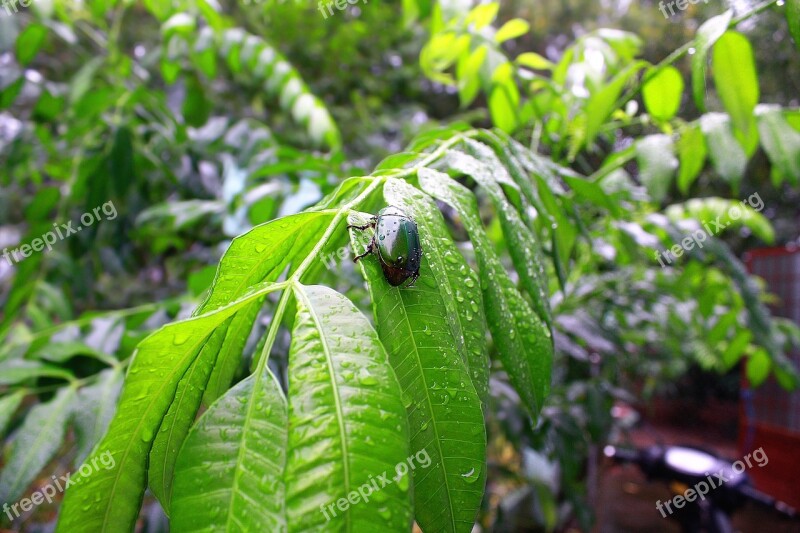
[604,444,797,533]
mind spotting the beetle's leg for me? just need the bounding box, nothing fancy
[405,271,420,288]
[347,217,377,231]
[353,240,376,263]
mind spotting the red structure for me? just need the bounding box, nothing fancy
[740,246,800,509]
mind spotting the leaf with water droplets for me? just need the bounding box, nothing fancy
[56,281,287,533]
[353,184,487,533]
[285,284,412,531]
[171,367,287,532]
[419,168,553,418]
[442,142,552,328]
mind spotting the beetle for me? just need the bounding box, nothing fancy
[348,206,422,287]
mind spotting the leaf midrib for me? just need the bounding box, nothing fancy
[295,286,352,531]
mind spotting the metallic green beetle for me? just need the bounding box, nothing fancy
[348,206,422,287]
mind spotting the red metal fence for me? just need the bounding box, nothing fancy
[740,247,800,509]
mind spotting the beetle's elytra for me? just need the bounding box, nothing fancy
[348,206,422,287]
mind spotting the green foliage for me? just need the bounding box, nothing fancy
[1,1,799,531]
[51,129,555,532]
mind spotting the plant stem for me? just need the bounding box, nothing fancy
[618,0,779,107]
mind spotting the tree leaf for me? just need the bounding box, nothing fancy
[352,180,486,533]
[584,62,643,150]
[755,105,800,187]
[444,143,552,328]
[285,284,412,530]
[16,24,47,67]
[0,359,74,386]
[72,368,123,465]
[171,367,287,532]
[392,178,490,405]
[147,324,230,512]
[692,10,732,112]
[787,0,800,53]
[700,113,747,189]
[677,124,707,194]
[642,66,684,121]
[747,348,771,387]
[0,391,25,436]
[418,168,552,417]
[495,19,530,43]
[636,134,678,203]
[712,31,759,155]
[55,281,286,532]
[0,386,76,504]
[516,52,554,70]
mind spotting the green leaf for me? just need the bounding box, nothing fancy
[16,24,47,67]
[199,211,336,312]
[0,359,74,385]
[147,324,230,511]
[712,31,759,155]
[665,197,774,243]
[201,302,263,406]
[161,13,196,41]
[72,368,123,464]
[700,113,747,189]
[449,142,552,328]
[466,3,499,29]
[516,52,554,70]
[418,169,552,417]
[110,127,136,197]
[642,66,684,121]
[457,45,487,108]
[170,367,287,532]
[388,178,490,405]
[692,10,732,112]
[55,281,287,532]
[0,391,25,436]
[787,0,800,53]
[495,19,530,43]
[488,63,520,132]
[0,386,76,504]
[755,105,800,186]
[584,62,643,149]
[746,348,771,387]
[635,134,678,204]
[352,180,487,533]
[285,284,412,530]
[182,74,212,128]
[677,124,707,194]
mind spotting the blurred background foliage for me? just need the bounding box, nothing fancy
[1,0,799,530]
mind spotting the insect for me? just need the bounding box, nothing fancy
[348,206,422,287]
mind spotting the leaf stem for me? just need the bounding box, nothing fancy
[617,0,779,107]
[252,132,477,370]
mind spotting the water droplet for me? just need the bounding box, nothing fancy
[465,278,475,288]
[461,467,480,483]
[358,368,378,386]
